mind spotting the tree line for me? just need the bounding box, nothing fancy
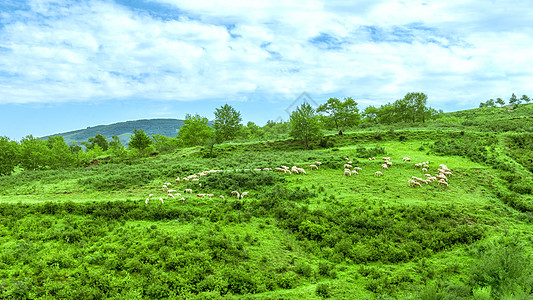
[0,92,440,175]
[479,93,531,108]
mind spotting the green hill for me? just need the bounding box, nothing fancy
[41,118,204,144]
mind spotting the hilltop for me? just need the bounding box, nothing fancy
[41,118,190,144]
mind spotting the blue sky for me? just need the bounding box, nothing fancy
[1,0,532,140]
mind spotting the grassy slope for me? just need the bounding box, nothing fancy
[2,110,533,298]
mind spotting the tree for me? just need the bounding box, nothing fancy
[45,136,77,169]
[214,104,242,142]
[109,135,127,158]
[479,102,486,108]
[0,136,20,176]
[128,129,152,157]
[402,92,428,122]
[362,106,379,124]
[317,97,360,130]
[521,95,530,104]
[496,98,505,107]
[289,102,322,150]
[242,121,264,140]
[509,93,519,105]
[177,114,216,147]
[82,134,109,152]
[19,135,51,171]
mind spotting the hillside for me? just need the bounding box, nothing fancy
[41,118,191,144]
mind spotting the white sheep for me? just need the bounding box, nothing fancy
[241,192,249,198]
[159,198,164,204]
[263,168,272,171]
[403,157,411,162]
[422,167,428,172]
[145,198,149,205]
[344,169,352,176]
[315,161,322,166]
[386,161,392,167]
[297,168,306,174]
[375,171,383,177]
[253,168,262,172]
[197,194,206,198]
[185,189,193,194]
[309,164,318,170]
[148,194,154,198]
[179,197,185,202]
[207,194,215,198]
[351,170,358,175]
[168,193,174,198]
[175,177,180,183]
[353,167,362,171]
[344,164,352,169]
[381,164,388,169]
[162,185,168,192]
[167,189,177,193]
[219,195,225,199]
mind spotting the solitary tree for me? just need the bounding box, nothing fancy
[521,95,530,104]
[0,136,20,176]
[177,114,216,147]
[128,129,152,157]
[317,97,360,130]
[214,104,242,141]
[289,102,322,150]
[496,98,505,107]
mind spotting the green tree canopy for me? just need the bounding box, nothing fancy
[19,135,51,171]
[128,129,152,157]
[0,136,20,176]
[214,104,242,142]
[45,136,77,169]
[521,95,530,104]
[82,134,109,151]
[289,102,322,150]
[317,97,360,130]
[177,114,216,147]
[109,135,127,158]
[496,98,505,106]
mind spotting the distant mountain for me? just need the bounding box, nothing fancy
[42,118,204,144]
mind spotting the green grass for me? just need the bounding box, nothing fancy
[1,127,533,299]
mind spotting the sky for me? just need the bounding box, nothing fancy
[1,0,532,140]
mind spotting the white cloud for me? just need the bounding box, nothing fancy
[0,0,532,112]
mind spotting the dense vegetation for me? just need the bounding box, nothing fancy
[1,101,533,299]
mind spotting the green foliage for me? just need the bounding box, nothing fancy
[214,104,242,142]
[82,134,109,151]
[469,236,533,298]
[315,283,331,298]
[289,102,323,150]
[128,129,152,157]
[178,114,216,147]
[0,136,20,176]
[317,97,361,130]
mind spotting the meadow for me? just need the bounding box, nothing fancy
[1,112,533,299]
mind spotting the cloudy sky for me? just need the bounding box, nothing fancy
[1,0,532,140]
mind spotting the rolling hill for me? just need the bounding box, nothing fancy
[41,118,208,145]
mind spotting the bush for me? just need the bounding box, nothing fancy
[469,236,533,298]
[315,283,330,298]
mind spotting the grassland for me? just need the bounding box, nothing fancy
[1,108,533,299]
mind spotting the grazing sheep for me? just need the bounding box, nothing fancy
[145,198,149,204]
[344,169,352,176]
[164,182,172,186]
[372,157,376,160]
[168,193,174,198]
[386,161,392,167]
[179,197,185,202]
[375,171,383,177]
[422,167,428,172]
[381,164,388,169]
[444,171,453,176]
[408,179,416,187]
[148,194,154,198]
[175,177,180,183]
[231,191,238,196]
[344,164,352,169]
[353,167,362,171]
[309,164,318,170]
[185,189,193,194]
[182,178,189,182]
[192,178,199,182]
[197,194,206,198]
[369,157,373,161]
[253,168,262,172]
[424,174,432,178]
[159,198,164,204]
[174,193,182,197]
[219,195,225,199]
[241,192,249,198]
[162,185,168,192]
[351,170,358,175]
[438,180,449,187]
[345,157,349,161]
[297,168,306,174]
[403,157,411,162]
[207,194,215,198]
[263,168,272,171]
[315,161,322,166]
[167,189,176,193]
[348,161,352,164]
[423,164,429,169]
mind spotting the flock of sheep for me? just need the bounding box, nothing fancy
[144,154,452,204]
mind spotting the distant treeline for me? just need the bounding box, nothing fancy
[479,93,530,108]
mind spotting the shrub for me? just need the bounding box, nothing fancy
[315,283,330,298]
